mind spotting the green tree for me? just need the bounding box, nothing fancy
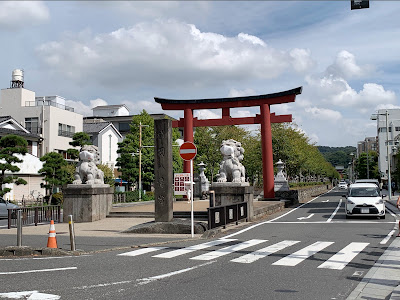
[0,135,28,197]
[67,132,92,160]
[97,164,115,186]
[38,152,69,203]
[116,110,182,190]
[355,151,379,180]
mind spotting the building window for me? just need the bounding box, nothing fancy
[119,122,130,132]
[58,123,75,137]
[396,127,400,131]
[25,117,40,134]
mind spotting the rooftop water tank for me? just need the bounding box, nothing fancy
[10,69,24,88]
[12,69,24,82]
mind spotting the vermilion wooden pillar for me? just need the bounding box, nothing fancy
[260,103,275,199]
[183,108,193,174]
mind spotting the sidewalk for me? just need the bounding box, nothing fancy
[347,189,400,300]
[0,199,283,253]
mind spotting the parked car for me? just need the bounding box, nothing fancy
[0,197,19,218]
[345,183,386,219]
[339,181,348,189]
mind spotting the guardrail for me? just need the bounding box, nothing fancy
[208,202,248,230]
[7,205,61,229]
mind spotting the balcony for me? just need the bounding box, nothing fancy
[25,100,74,112]
[58,130,75,138]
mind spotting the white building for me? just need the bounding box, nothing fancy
[83,122,122,171]
[0,116,45,201]
[0,70,83,157]
[373,109,400,181]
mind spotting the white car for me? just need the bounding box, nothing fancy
[338,181,348,189]
[345,183,386,219]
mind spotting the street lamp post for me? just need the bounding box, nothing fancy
[371,111,392,200]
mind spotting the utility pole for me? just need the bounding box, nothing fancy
[139,121,142,201]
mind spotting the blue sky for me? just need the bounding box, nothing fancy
[0,1,399,147]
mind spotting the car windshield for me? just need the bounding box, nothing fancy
[349,187,379,197]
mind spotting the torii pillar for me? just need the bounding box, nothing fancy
[155,87,302,199]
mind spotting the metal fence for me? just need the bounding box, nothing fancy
[7,205,61,229]
[208,202,248,230]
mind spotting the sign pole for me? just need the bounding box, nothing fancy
[190,159,194,238]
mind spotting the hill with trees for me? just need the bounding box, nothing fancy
[317,146,356,167]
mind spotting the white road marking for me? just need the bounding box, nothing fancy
[231,240,300,264]
[327,199,342,222]
[297,214,314,220]
[153,239,236,258]
[380,229,396,245]
[73,261,216,290]
[322,200,330,202]
[272,241,334,266]
[0,267,77,275]
[137,261,215,285]
[0,290,60,300]
[223,188,335,238]
[318,242,369,270]
[190,239,267,261]
[117,247,167,257]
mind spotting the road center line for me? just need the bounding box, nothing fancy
[0,267,77,275]
[327,199,342,222]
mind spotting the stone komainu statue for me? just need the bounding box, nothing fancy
[73,145,104,185]
[216,139,246,183]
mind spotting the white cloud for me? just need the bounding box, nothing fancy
[194,109,221,120]
[0,2,49,29]
[35,19,316,88]
[289,48,315,73]
[304,107,342,122]
[228,88,257,97]
[326,50,373,79]
[66,98,108,117]
[123,100,163,115]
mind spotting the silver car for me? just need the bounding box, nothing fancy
[0,197,19,218]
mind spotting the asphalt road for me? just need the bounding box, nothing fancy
[0,187,398,300]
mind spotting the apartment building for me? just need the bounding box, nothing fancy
[372,109,400,181]
[0,70,83,157]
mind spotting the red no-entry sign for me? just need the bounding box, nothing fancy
[179,142,197,161]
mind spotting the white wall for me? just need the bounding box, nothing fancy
[98,126,122,169]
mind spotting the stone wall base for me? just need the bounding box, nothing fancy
[63,184,113,223]
[211,183,254,221]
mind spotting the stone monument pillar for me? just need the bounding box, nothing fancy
[274,159,289,191]
[154,119,173,222]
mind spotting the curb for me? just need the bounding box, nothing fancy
[0,246,84,257]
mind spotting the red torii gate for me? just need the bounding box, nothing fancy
[155,86,302,199]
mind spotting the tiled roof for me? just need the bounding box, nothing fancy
[83,122,111,133]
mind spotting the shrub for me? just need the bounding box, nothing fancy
[51,192,63,205]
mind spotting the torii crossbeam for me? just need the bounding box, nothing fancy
[155,86,302,199]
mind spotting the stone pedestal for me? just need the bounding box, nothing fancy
[211,182,254,221]
[63,184,113,223]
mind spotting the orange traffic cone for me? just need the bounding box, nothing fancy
[47,220,58,248]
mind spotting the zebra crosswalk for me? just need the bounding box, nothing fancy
[117,239,369,270]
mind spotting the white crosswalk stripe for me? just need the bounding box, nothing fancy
[272,241,334,266]
[118,247,168,257]
[190,239,267,261]
[231,240,300,264]
[117,239,369,271]
[318,242,369,270]
[153,239,237,258]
